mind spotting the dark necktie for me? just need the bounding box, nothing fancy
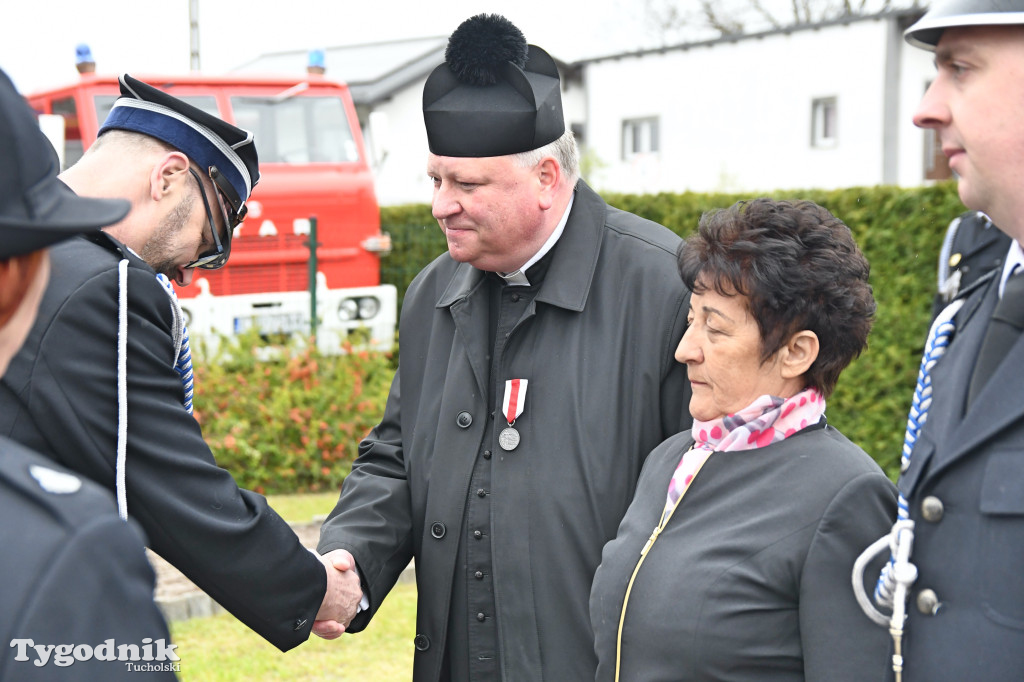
[967,270,1024,407]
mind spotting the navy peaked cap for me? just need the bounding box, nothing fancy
[100,74,259,217]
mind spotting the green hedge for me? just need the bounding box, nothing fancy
[192,329,394,494]
[381,182,967,480]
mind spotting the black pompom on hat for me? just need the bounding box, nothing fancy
[423,14,564,157]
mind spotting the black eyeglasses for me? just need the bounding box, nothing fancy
[185,167,233,270]
[209,165,247,229]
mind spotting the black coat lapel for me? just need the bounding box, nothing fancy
[926,277,1024,477]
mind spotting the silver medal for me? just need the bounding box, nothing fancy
[498,426,520,451]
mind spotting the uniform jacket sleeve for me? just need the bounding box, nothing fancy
[3,240,325,651]
[317,366,415,631]
[317,283,420,631]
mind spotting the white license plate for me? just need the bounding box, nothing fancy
[233,312,307,335]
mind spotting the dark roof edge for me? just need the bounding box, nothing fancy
[233,35,449,71]
[574,8,925,66]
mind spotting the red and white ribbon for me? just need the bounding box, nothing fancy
[502,379,528,425]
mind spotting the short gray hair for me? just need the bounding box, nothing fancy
[91,128,176,156]
[512,129,579,185]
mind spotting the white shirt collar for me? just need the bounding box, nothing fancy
[499,194,575,287]
[999,239,1024,298]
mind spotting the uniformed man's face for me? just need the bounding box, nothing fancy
[914,25,1024,239]
[141,175,223,286]
[427,153,547,273]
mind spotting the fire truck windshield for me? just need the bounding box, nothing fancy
[93,93,359,166]
[232,96,359,164]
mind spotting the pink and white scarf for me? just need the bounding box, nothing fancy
[664,388,826,518]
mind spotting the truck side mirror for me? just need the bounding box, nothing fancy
[37,114,67,170]
[367,110,390,169]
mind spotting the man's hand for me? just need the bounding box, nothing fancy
[312,549,363,640]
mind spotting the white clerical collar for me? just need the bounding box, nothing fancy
[999,239,1024,298]
[498,194,575,287]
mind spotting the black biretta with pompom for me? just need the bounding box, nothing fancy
[423,14,564,157]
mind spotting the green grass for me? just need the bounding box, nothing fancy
[265,491,340,523]
[171,582,416,681]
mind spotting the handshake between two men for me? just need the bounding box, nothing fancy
[313,549,363,639]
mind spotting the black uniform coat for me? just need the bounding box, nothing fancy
[318,182,691,681]
[591,425,896,682]
[0,233,326,651]
[0,436,175,681]
[898,272,1024,680]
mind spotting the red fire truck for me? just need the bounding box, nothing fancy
[27,72,396,352]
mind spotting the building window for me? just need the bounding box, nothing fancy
[570,122,586,147]
[921,82,952,180]
[924,127,952,180]
[622,117,659,159]
[811,97,838,148]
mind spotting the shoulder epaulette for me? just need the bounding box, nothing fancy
[954,267,998,303]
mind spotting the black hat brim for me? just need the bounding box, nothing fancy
[0,178,130,259]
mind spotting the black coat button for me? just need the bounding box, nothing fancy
[431,522,446,539]
[473,529,483,539]
[476,612,486,622]
[477,488,486,498]
[482,450,492,460]
[474,570,484,580]
[456,411,473,428]
[511,293,521,302]
[414,634,430,651]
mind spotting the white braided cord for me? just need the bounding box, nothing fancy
[874,300,961,608]
[116,259,129,521]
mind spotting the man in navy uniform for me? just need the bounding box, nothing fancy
[932,210,1012,320]
[317,14,690,681]
[0,74,361,651]
[0,65,174,681]
[879,1,1024,678]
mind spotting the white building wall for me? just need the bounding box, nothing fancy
[897,38,940,188]
[584,17,928,195]
[561,76,588,143]
[367,75,435,206]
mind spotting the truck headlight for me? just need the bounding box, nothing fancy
[357,297,380,319]
[338,299,359,321]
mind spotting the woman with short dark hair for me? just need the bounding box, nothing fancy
[590,198,896,682]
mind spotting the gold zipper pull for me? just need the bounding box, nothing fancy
[640,525,662,557]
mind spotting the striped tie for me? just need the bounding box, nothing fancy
[154,274,194,414]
